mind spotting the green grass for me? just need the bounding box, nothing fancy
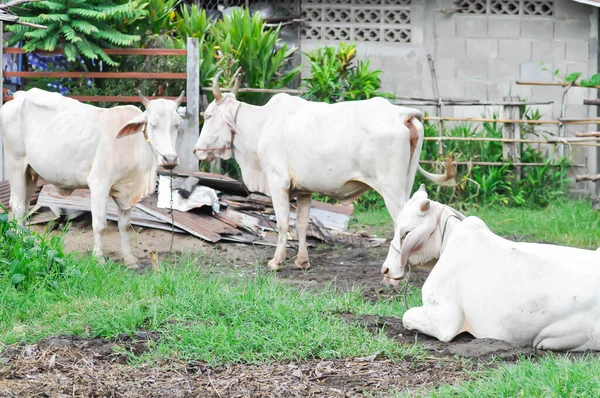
[0,248,423,365]
[351,199,599,249]
[391,355,600,398]
[468,200,600,249]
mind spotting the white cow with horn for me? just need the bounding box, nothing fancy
[381,185,600,351]
[193,70,456,271]
[2,88,184,267]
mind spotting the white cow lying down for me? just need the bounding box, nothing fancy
[381,186,600,351]
[2,88,184,267]
[193,71,455,271]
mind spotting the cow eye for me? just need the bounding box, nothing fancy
[401,232,409,243]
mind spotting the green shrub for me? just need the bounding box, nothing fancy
[301,42,393,103]
[5,0,147,67]
[0,210,66,290]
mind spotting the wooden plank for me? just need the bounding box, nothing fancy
[4,95,187,103]
[4,71,186,79]
[576,173,600,182]
[575,132,600,137]
[36,184,165,223]
[584,98,600,105]
[135,193,240,242]
[3,47,187,56]
[160,170,248,196]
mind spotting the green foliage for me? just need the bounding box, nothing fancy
[301,42,393,103]
[0,210,66,290]
[210,8,300,105]
[415,108,572,209]
[546,66,600,87]
[5,0,147,66]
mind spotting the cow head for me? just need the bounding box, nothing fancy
[116,90,184,170]
[193,69,242,162]
[380,185,443,286]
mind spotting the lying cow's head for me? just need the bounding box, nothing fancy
[193,69,242,162]
[381,185,442,286]
[116,90,184,170]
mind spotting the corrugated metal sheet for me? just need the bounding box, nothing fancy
[0,179,45,212]
[136,193,240,242]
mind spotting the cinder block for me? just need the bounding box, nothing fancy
[520,61,554,81]
[456,16,488,37]
[437,79,466,99]
[457,58,487,79]
[555,0,593,20]
[435,15,455,37]
[555,19,591,41]
[520,19,554,40]
[488,17,520,38]
[435,57,456,78]
[488,59,520,81]
[531,40,565,62]
[436,38,466,57]
[466,80,497,100]
[466,38,498,58]
[498,39,531,60]
[565,40,590,62]
[566,86,592,106]
[555,61,590,77]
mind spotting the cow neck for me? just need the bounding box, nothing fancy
[230,101,268,166]
[438,205,462,257]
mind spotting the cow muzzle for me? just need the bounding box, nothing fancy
[380,265,405,287]
[161,154,179,169]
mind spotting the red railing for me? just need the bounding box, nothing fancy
[2,47,188,103]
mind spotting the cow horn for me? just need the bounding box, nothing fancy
[213,70,224,102]
[232,68,242,97]
[174,90,185,106]
[137,90,150,107]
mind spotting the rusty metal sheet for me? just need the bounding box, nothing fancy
[37,184,162,223]
[136,193,240,243]
[0,179,45,212]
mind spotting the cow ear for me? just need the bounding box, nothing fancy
[419,199,431,213]
[117,113,147,139]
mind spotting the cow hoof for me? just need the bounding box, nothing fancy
[293,259,310,270]
[124,257,141,269]
[267,259,283,271]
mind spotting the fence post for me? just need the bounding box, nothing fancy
[0,22,4,182]
[175,37,200,173]
[502,95,521,179]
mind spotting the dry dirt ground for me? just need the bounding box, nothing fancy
[0,221,540,397]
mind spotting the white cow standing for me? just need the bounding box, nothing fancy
[2,88,184,267]
[193,71,455,271]
[381,186,600,351]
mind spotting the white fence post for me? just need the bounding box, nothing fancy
[0,21,4,182]
[175,37,200,173]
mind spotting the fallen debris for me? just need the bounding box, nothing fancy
[1,171,358,247]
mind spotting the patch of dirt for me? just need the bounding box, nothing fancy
[340,314,538,363]
[0,334,470,397]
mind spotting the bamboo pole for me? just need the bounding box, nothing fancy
[420,160,586,168]
[576,173,600,182]
[423,116,600,125]
[575,132,600,137]
[422,136,600,146]
[517,81,600,89]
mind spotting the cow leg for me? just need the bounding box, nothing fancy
[294,193,311,269]
[403,304,465,342]
[267,187,290,271]
[371,186,405,229]
[117,205,139,268]
[6,160,30,225]
[89,184,110,261]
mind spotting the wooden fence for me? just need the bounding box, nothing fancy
[0,37,201,180]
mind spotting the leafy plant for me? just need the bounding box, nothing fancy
[0,207,66,290]
[5,0,148,67]
[301,42,393,103]
[210,8,301,105]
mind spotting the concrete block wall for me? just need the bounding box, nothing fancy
[299,0,599,194]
